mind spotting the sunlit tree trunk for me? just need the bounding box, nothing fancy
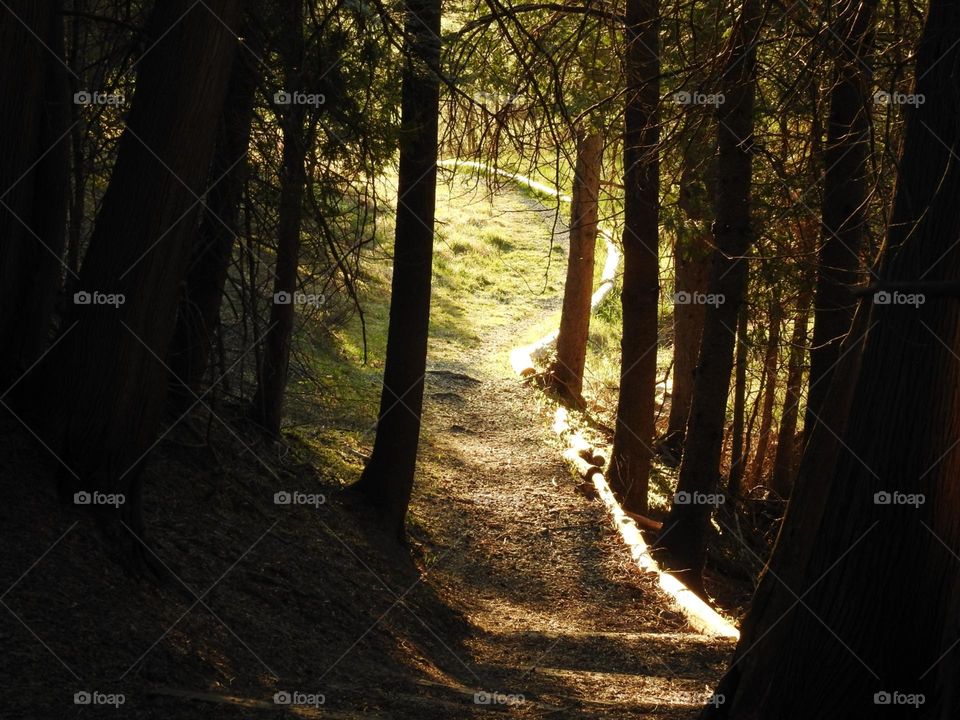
[748,293,781,485]
[550,130,602,407]
[664,121,713,461]
[771,289,812,497]
[663,230,711,460]
[727,302,749,497]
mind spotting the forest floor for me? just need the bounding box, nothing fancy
[0,174,736,718]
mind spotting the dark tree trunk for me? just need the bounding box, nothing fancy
[170,18,262,407]
[350,0,441,540]
[38,0,240,550]
[250,0,307,437]
[607,0,660,515]
[0,1,70,390]
[806,0,876,426]
[706,2,960,714]
[657,0,762,591]
[66,0,86,277]
[550,131,603,407]
[747,293,782,485]
[664,119,714,461]
[727,301,749,497]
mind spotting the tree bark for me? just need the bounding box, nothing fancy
[747,293,782,485]
[250,0,307,438]
[350,0,441,540]
[606,0,660,515]
[170,16,262,407]
[663,229,711,459]
[550,130,603,407]
[37,0,240,550]
[706,1,960,714]
[0,1,70,390]
[657,0,763,591]
[727,301,749,497]
[770,289,812,497]
[806,0,877,425]
[664,118,714,460]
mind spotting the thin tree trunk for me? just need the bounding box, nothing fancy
[705,3,960,713]
[170,17,262,407]
[607,0,660,515]
[350,0,441,540]
[805,0,877,425]
[251,0,307,437]
[657,0,763,592]
[663,229,711,460]
[727,301,749,496]
[0,1,70,390]
[747,293,782,485]
[38,0,240,557]
[550,130,602,407]
[771,290,812,497]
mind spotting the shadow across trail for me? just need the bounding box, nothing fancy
[404,295,736,717]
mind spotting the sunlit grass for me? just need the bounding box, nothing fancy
[289,169,570,481]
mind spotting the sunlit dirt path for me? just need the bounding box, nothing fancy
[409,293,736,718]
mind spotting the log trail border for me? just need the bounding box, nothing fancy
[438,158,739,640]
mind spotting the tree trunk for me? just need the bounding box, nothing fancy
[805,0,877,426]
[350,0,441,540]
[607,0,660,515]
[250,0,308,438]
[657,0,762,591]
[663,228,711,459]
[170,18,262,407]
[0,0,70,390]
[770,290,812,497]
[706,2,960,714]
[727,301,749,497]
[747,293,782,485]
[550,130,603,407]
[664,116,714,461]
[37,0,240,552]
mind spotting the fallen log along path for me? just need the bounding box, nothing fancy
[438,158,739,640]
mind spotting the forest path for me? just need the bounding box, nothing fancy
[409,274,735,717]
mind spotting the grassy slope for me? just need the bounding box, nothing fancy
[289,169,576,485]
[292,162,682,515]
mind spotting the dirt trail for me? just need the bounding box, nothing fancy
[0,180,734,719]
[409,302,736,717]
